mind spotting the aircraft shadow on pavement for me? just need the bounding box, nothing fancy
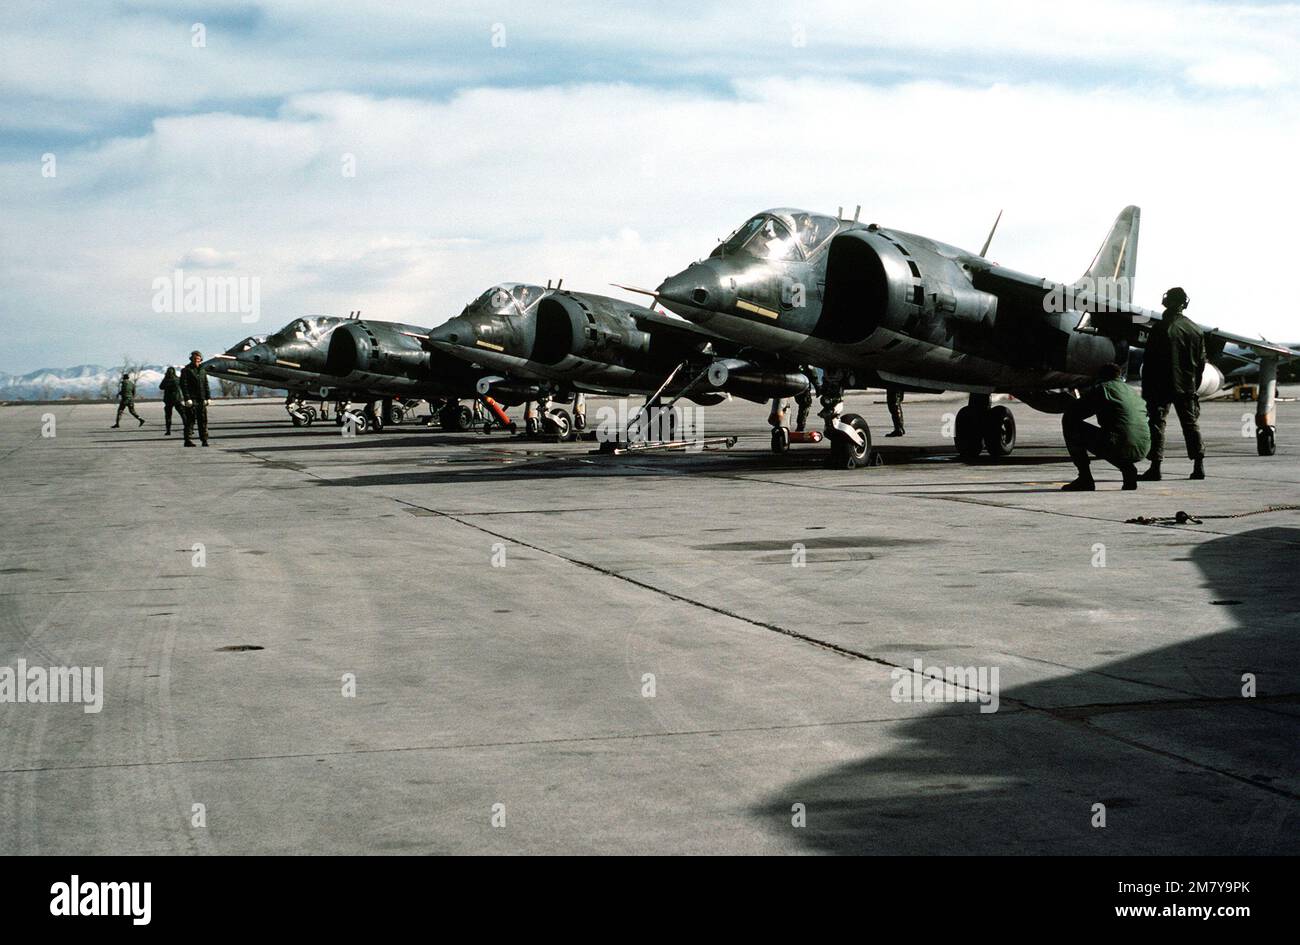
[758,526,1300,855]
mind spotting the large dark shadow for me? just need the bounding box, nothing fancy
[760,526,1300,854]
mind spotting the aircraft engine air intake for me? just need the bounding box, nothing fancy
[531,296,650,366]
[326,322,428,377]
[815,231,997,346]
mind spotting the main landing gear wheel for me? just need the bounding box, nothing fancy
[982,404,1016,457]
[1258,426,1277,456]
[291,413,304,428]
[954,405,984,461]
[525,415,541,435]
[387,405,404,426]
[771,426,790,454]
[573,411,586,431]
[543,409,573,441]
[439,404,473,431]
[827,414,871,469]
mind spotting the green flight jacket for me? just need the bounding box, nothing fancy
[179,364,210,402]
[1142,312,1206,401]
[1090,379,1151,462]
[159,375,181,404]
[117,377,135,400]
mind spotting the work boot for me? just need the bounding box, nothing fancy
[201,440,210,447]
[1118,462,1138,491]
[1138,461,1162,482]
[1190,458,1205,480]
[886,426,905,438]
[1061,476,1096,492]
[137,417,145,426]
[111,423,120,428]
[184,441,196,447]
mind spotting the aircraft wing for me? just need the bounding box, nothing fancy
[1200,328,1297,360]
[630,307,731,349]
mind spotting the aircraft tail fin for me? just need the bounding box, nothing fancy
[1078,205,1140,289]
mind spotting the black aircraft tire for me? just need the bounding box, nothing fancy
[455,405,474,431]
[1258,427,1277,456]
[982,405,1017,457]
[526,416,541,435]
[955,405,984,461]
[543,409,573,441]
[771,427,790,453]
[573,411,586,431]
[827,414,871,469]
[291,414,303,427]
[387,406,404,426]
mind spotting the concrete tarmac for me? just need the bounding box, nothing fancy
[1,391,1297,854]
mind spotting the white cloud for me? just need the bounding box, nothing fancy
[2,2,1299,368]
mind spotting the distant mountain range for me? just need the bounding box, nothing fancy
[0,365,169,401]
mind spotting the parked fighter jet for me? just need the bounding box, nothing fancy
[650,205,1290,465]
[206,315,542,431]
[423,282,811,438]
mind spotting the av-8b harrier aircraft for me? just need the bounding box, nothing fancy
[206,315,542,431]
[424,282,811,439]
[649,206,1292,465]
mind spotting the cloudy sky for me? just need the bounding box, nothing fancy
[1,0,1298,372]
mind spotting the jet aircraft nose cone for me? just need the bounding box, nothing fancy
[428,317,472,349]
[656,264,726,319]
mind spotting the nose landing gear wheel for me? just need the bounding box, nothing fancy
[1258,426,1277,456]
[543,409,573,441]
[982,405,1017,457]
[771,426,790,453]
[827,414,871,468]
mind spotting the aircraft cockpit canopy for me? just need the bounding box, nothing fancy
[710,209,840,261]
[276,317,336,342]
[462,283,545,318]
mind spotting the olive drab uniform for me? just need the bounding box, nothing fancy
[886,385,905,436]
[114,375,143,426]
[160,372,181,434]
[179,362,210,445]
[1142,311,1206,462]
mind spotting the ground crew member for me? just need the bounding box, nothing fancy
[1139,287,1206,481]
[1060,362,1151,491]
[159,366,181,435]
[793,387,812,432]
[178,350,211,447]
[886,385,906,437]
[112,371,145,427]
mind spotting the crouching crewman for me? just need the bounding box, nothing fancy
[1061,362,1151,492]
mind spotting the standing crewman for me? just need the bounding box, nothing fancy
[178,350,211,447]
[159,366,181,435]
[112,371,145,428]
[885,385,906,437]
[1060,362,1150,491]
[1139,287,1206,481]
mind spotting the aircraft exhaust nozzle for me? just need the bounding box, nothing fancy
[476,375,504,396]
